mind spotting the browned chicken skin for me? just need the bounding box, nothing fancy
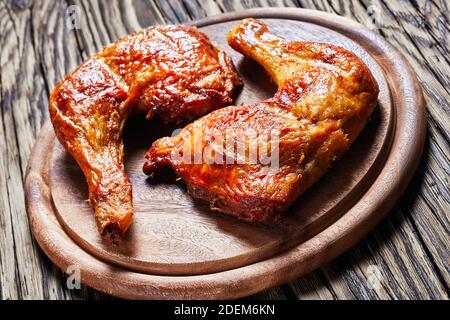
[49,25,241,242]
[144,19,379,222]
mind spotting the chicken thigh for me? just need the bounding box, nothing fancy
[143,19,379,222]
[49,25,241,242]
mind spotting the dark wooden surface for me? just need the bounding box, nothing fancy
[0,0,448,300]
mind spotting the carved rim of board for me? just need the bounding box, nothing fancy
[25,8,426,299]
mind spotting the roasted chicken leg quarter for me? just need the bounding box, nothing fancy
[49,25,241,242]
[144,19,379,222]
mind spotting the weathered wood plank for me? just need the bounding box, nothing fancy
[288,272,336,300]
[0,0,55,300]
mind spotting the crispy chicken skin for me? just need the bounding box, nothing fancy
[144,19,379,222]
[49,25,241,242]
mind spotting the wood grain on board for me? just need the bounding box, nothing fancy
[1,0,449,299]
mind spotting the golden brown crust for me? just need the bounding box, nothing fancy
[49,25,241,242]
[144,19,379,222]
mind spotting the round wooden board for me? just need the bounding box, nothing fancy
[49,16,393,276]
[25,8,426,299]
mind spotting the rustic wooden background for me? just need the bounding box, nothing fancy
[0,0,448,300]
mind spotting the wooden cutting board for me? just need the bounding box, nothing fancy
[25,8,426,299]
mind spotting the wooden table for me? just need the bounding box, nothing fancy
[0,0,448,300]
